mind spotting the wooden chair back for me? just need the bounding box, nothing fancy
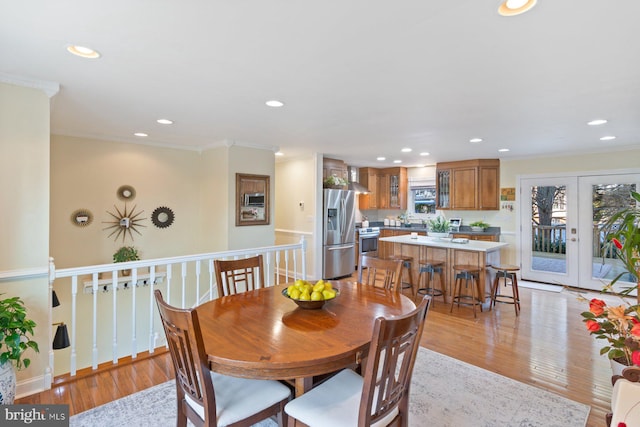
[154,290,216,427]
[607,366,640,426]
[359,295,431,427]
[214,255,264,297]
[358,255,403,292]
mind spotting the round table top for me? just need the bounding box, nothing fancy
[194,280,416,380]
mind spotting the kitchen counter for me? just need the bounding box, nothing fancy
[378,234,508,309]
[378,234,507,252]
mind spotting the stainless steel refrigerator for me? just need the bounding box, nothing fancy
[322,189,356,279]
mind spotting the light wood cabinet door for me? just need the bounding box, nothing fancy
[378,173,390,209]
[451,167,477,210]
[323,157,348,180]
[478,166,499,210]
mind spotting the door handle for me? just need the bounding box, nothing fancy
[328,245,354,251]
[570,238,577,242]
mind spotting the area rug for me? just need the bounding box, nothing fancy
[70,348,590,427]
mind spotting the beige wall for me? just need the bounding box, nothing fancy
[0,82,51,385]
[275,154,319,278]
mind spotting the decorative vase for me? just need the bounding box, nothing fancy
[0,361,16,405]
[610,358,630,377]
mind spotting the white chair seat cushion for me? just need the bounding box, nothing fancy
[184,371,291,426]
[284,369,399,427]
[610,378,640,427]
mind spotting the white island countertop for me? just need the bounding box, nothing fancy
[379,235,508,252]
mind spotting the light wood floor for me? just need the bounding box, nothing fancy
[18,282,614,427]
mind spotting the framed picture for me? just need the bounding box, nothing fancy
[236,173,270,226]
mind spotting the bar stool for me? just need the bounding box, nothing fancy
[388,255,415,296]
[416,259,446,305]
[450,265,483,318]
[490,264,521,316]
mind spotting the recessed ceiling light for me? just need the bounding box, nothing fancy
[265,100,284,108]
[498,148,510,152]
[498,0,537,16]
[588,119,608,126]
[376,157,386,161]
[157,119,173,125]
[66,45,101,59]
[469,138,483,143]
[275,151,284,156]
[393,160,402,164]
[419,152,430,156]
[401,147,412,153]
[134,132,148,137]
[600,136,616,141]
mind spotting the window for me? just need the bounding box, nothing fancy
[410,185,436,215]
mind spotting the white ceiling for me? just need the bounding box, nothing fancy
[2,1,640,168]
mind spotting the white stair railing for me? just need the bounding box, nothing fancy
[48,237,306,388]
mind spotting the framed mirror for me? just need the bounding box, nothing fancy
[236,173,270,226]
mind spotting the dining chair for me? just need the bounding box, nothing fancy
[154,290,291,427]
[214,255,264,297]
[358,255,404,293]
[607,366,640,427]
[284,295,431,427]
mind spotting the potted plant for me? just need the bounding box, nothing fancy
[0,294,39,404]
[581,296,640,374]
[323,175,349,189]
[427,216,450,238]
[469,221,490,232]
[113,246,140,276]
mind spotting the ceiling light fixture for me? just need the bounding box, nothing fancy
[393,160,402,164]
[600,136,616,141]
[419,152,430,156]
[275,151,284,156]
[265,100,284,108]
[157,119,173,125]
[401,148,412,153]
[469,138,483,143]
[134,132,148,137]
[66,45,101,59]
[588,119,608,126]
[498,148,510,152]
[376,157,386,161]
[498,0,537,16]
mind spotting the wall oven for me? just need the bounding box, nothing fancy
[358,227,380,265]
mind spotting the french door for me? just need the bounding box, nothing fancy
[520,171,639,291]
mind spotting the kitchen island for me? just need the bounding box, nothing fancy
[378,234,508,307]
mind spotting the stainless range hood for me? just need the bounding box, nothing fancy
[347,166,370,194]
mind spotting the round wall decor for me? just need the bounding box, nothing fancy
[103,203,146,242]
[151,206,175,229]
[117,185,136,201]
[71,209,93,227]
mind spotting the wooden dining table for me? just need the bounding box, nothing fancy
[194,280,416,397]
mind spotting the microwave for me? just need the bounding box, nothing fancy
[244,193,265,207]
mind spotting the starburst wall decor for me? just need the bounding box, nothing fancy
[103,203,146,242]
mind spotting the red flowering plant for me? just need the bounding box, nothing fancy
[581,297,640,366]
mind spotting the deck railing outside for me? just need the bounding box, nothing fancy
[531,224,616,258]
[47,238,306,388]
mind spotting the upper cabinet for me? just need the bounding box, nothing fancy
[436,159,500,210]
[359,167,407,210]
[322,157,348,181]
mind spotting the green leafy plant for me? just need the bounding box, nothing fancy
[427,216,450,233]
[0,294,39,370]
[600,190,640,297]
[113,246,140,263]
[323,176,349,187]
[469,221,490,230]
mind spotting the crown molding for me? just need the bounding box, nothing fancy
[0,72,60,98]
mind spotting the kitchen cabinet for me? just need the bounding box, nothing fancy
[436,159,499,210]
[359,167,407,210]
[358,167,379,209]
[378,228,425,258]
[451,233,499,242]
[323,157,348,181]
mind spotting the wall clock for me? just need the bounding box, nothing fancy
[151,206,175,229]
[103,203,146,242]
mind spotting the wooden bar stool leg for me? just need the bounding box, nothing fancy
[512,273,521,316]
[450,274,461,313]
